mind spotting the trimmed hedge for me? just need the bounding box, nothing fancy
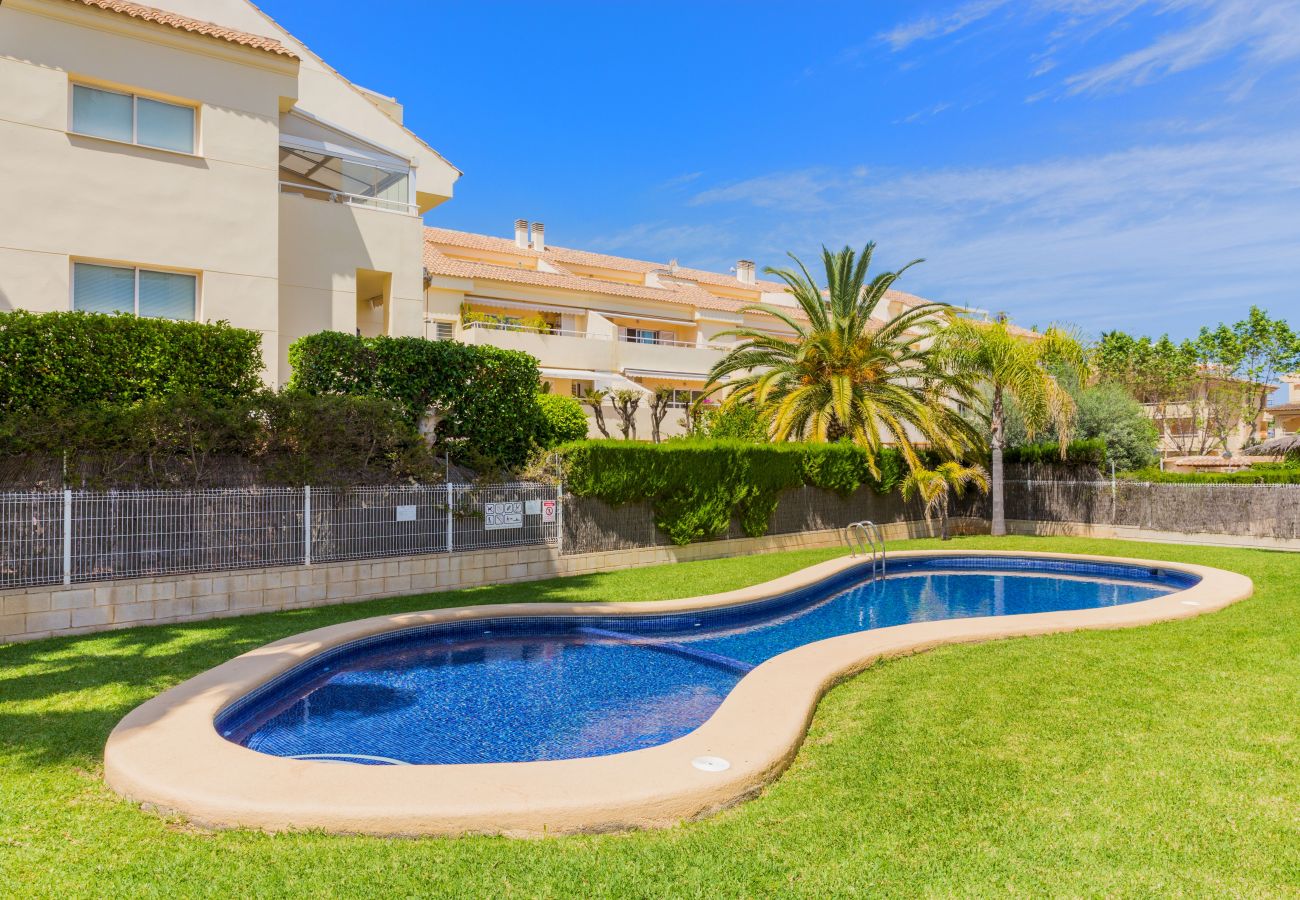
[1003,438,1107,466]
[0,392,438,488]
[288,331,541,469]
[560,440,905,545]
[1120,463,1300,484]
[0,310,262,413]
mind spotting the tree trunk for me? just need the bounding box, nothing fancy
[990,385,1006,537]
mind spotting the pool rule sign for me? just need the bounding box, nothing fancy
[484,501,524,530]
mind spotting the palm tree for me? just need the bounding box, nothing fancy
[937,315,1089,536]
[901,461,989,540]
[700,244,980,471]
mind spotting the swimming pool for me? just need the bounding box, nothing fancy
[106,550,1248,836]
[215,555,1198,766]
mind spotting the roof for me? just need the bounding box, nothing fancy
[423,227,794,295]
[1268,401,1300,414]
[65,0,298,57]
[423,244,780,319]
[422,227,960,327]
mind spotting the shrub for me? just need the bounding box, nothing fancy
[693,402,769,442]
[0,310,263,413]
[287,331,541,469]
[0,392,437,488]
[1002,383,1157,472]
[559,440,905,545]
[1003,438,1107,466]
[1120,464,1300,484]
[535,394,589,448]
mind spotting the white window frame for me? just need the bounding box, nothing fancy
[69,82,199,155]
[70,260,201,321]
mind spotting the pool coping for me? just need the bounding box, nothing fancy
[103,549,1253,837]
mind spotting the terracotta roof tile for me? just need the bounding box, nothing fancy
[424,234,810,323]
[424,246,800,319]
[421,227,1024,329]
[66,0,298,57]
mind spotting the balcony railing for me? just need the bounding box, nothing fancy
[464,319,730,350]
[463,320,604,340]
[279,181,417,216]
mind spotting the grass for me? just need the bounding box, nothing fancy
[2,535,1298,897]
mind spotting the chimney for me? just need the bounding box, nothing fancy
[514,218,529,249]
[531,221,545,252]
[737,259,755,285]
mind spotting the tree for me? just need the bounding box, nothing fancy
[938,316,1088,536]
[901,461,989,541]
[581,388,611,438]
[1095,332,1209,454]
[611,389,641,440]
[1195,306,1300,448]
[648,387,672,443]
[701,244,979,472]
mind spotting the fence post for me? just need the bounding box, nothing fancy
[62,488,72,586]
[303,485,312,566]
[556,480,564,555]
[446,482,455,554]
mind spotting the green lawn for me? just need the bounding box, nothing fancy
[2,536,1298,897]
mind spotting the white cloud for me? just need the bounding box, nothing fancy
[685,134,1300,335]
[1065,0,1300,95]
[881,0,1300,98]
[879,0,1013,50]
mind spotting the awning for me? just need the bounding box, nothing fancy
[468,296,581,317]
[622,368,711,382]
[539,367,599,380]
[538,369,652,395]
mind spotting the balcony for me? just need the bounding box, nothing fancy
[459,321,616,370]
[460,321,729,378]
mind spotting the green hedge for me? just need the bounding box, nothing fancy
[0,310,263,413]
[0,392,437,488]
[560,440,904,545]
[287,331,541,469]
[1003,438,1107,466]
[1120,463,1300,484]
[535,394,589,448]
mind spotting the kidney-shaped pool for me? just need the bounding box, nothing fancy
[215,555,1199,766]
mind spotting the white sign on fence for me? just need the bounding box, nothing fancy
[484,501,523,530]
[525,499,542,515]
[395,505,417,522]
[541,499,557,523]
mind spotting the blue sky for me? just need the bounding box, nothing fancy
[260,0,1300,339]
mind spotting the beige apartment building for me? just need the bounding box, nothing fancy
[422,221,938,438]
[0,0,944,440]
[0,0,459,383]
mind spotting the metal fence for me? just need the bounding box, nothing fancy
[0,483,560,589]
[1005,479,1300,541]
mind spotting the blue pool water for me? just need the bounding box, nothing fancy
[216,556,1196,765]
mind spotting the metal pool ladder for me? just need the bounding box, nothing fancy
[844,520,886,577]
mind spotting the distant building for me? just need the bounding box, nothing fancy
[423,223,945,438]
[1267,375,1300,437]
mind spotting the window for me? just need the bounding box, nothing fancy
[279,145,411,211]
[71,85,195,153]
[432,321,454,341]
[73,262,196,319]
[622,327,661,345]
